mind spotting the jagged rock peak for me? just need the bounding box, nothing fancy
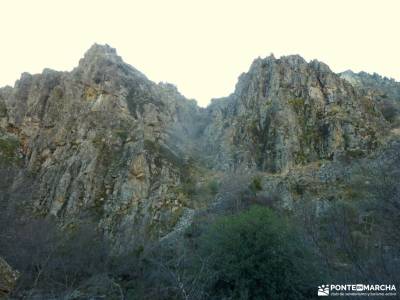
[279,54,307,65]
[76,43,143,75]
[82,43,120,61]
[340,69,399,85]
[248,53,333,73]
[73,43,148,89]
[76,43,126,72]
[247,54,305,71]
[202,51,387,173]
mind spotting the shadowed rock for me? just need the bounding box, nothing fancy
[0,257,19,298]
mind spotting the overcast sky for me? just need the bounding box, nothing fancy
[1,0,399,106]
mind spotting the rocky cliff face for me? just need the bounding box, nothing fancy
[0,257,19,298]
[340,70,400,101]
[0,45,204,249]
[340,70,400,124]
[0,45,396,248]
[202,55,387,173]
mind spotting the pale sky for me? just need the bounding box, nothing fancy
[1,0,399,107]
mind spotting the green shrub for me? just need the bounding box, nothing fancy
[198,206,323,299]
[288,98,305,114]
[114,129,129,141]
[0,101,7,117]
[207,179,219,195]
[249,176,262,193]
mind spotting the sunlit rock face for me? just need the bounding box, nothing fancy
[0,44,393,248]
[202,55,387,172]
[0,44,204,250]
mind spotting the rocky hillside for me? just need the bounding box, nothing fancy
[0,44,397,249]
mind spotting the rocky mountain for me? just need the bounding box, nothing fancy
[0,44,398,251]
[0,44,205,250]
[202,55,387,172]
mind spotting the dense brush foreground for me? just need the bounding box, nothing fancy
[0,44,399,299]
